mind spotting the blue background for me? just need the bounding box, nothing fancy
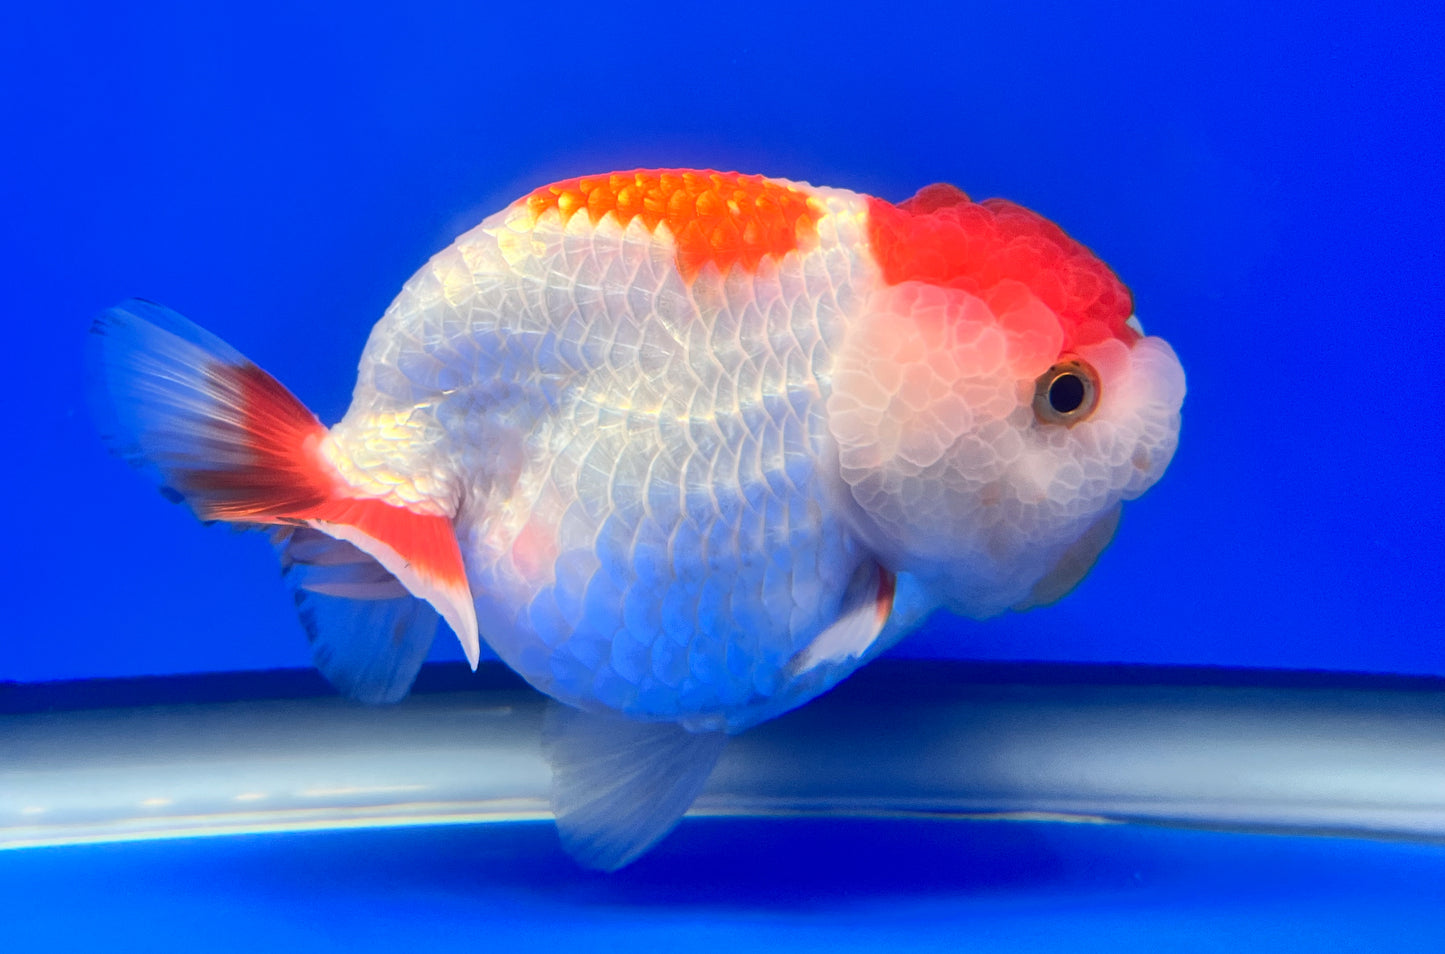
[4,0,1441,682]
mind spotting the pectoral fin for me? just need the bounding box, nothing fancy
[787,560,897,677]
[542,703,727,871]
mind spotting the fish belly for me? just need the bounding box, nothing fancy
[330,184,885,728]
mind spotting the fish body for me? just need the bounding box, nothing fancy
[90,170,1185,867]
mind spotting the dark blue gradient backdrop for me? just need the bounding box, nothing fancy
[4,0,1441,682]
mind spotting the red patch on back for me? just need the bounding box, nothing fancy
[525,169,821,280]
[866,187,1136,349]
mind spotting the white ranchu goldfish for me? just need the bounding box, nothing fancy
[90,170,1185,869]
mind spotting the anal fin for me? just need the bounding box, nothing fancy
[542,703,727,871]
[278,527,438,704]
[305,498,480,670]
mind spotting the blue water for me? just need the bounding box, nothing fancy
[4,0,1441,682]
[6,820,1445,952]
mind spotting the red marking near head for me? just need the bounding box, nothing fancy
[866,186,1137,350]
[525,170,821,280]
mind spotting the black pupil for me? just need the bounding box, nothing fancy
[1048,373,1086,414]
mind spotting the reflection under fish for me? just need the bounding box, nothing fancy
[87,169,1185,868]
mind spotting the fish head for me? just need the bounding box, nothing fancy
[827,186,1186,616]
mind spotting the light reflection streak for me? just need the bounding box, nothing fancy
[2,673,1442,855]
[1,800,553,850]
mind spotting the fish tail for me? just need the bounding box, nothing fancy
[87,299,480,679]
[88,299,333,523]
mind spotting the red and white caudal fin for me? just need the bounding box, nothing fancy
[87,299,480,692]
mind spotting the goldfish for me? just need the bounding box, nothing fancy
[88,169,1185,869]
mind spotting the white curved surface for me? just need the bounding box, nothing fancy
[2,665,1443,850]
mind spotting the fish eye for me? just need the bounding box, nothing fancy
[1033,358,1099,427]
